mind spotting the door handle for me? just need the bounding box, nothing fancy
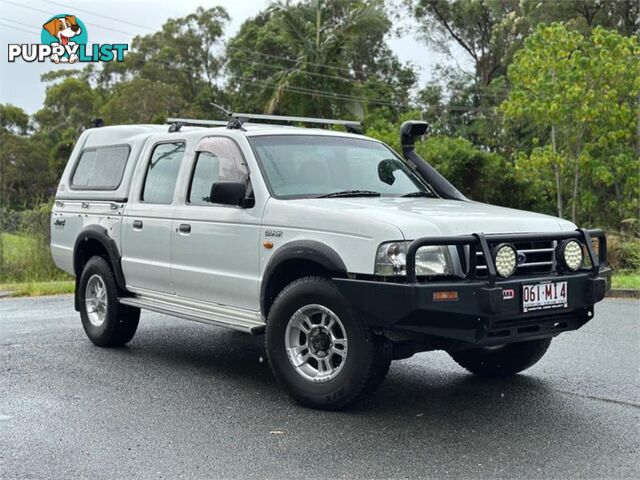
[132,220,143,229]
[178,224,191,234]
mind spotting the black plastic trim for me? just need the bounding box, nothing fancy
[406,229,606,283]
[402,148,467,201]
[334,267,610,346]
[55,196,128,202]
[260,240,347,313]
[73,225,127,309]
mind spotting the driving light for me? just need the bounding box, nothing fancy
[375,242,453,276]
[559,239,583,271]
[493,244,517,278]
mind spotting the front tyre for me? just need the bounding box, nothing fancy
[78,256,140,347]
[448,338,552,378]
[266,277,391,410]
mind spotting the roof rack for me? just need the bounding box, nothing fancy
[167,118,228,132]
[232,112,360,128]
[166,113,362,133]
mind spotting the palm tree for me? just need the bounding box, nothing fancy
[264,0,388,117]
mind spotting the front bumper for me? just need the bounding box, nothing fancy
[335,229,610,347]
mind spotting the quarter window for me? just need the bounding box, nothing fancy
[71,145,130,190]
[141,142,185,204]
[188,152,220,205]
[187,137,249,206]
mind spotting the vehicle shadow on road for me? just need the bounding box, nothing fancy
[98,323,634,478]
[119,322,596,421]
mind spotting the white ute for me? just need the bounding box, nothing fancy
[51,113,611,409]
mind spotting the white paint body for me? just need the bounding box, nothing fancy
[51,125,575,315]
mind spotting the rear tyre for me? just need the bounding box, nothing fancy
[448,338,552,378]
[266,277,391,410]
[78,256,140,347]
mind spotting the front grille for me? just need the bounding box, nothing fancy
[474,240,556,277]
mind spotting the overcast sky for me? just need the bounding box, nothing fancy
[0,0,455,114]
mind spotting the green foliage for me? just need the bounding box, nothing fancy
[0,232,70,283]
[414,136,520,206]
[502,24,640,225]
[0,117,54,209]
[611,272,640,291]
[0,104,30,134]
[0,1,638,238]
[410,0,532,86]
[98,6,230,118]
[100,78,184,124]
[0,280,75,297]
[225,0,415,117]
[0,204,70,283]
[608,235,640,272]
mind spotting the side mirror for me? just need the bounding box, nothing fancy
[378,159,402,185]
[400,121,428,149]
[209,181,246,207]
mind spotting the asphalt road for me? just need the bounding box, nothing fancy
[1,296,638,480]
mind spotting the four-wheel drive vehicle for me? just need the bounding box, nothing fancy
[51,114,611,410]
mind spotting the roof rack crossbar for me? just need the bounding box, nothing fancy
[166,114,362,133]
[166,118,228,131]
[231,112,361,127]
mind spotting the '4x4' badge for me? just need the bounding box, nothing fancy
[265,229,283,238]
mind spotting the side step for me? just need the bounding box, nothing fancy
[119,295,265,334]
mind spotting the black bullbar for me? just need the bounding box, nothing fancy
[333,229,611,346]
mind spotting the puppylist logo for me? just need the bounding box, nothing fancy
[7,14,127,64]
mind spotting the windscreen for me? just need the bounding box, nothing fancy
[249,135,434,199]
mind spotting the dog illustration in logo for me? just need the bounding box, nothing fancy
[43,15,82,64]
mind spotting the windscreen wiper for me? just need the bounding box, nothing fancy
[318,190,381,198]
[401,191,433,198]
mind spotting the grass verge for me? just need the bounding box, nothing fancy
[0,274,638,298]
[1,232,71,283]
[611,271,640,290]
[0,280,74,297]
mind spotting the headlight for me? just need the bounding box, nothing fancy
[493,243,517,278]
[559,239,583,271]
[375,242,453,276]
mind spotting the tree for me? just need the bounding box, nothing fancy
[408,0,639,153]
[99,6,230,118]
[409,0,532,87]
[502,24,639,225]
[0,104,30,135]
[225,0,415,119]
[100,78,184,124]
[409,0,638,88]
[0,105,53,209]
[33,75,101,178]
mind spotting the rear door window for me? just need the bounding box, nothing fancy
[71,145,130,190]
[141,142,185,204]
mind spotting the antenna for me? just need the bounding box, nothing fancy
[209,102,232,118]
[208,102,248,130]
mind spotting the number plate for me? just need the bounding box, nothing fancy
[522,281,568,313]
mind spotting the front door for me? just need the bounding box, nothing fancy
[171,136,262,310]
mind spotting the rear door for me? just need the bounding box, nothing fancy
[121,138,187,294]
[171,136,262,310]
